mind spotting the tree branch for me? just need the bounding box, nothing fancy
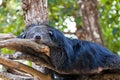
[0,33,15,40]
[0,38,120,77]
[0,38,53,66]
[0,72,34,80]
[0,38,76,74]
[0,56,51,80]
[0,39,49,55]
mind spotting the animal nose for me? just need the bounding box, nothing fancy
[34,33,41,39]
[35,35,41,39]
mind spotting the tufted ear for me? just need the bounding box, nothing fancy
[17,32,26,39]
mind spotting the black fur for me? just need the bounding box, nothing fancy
[18,24,120,80]
[39,25,120,72]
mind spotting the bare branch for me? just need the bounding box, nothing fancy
[0,39,71,74]
[0,38,53,66]
[0,72,35,80]
[7,52,72,75]
[0,39,49,55]
[0,56,51,80]
[0,33,15,40]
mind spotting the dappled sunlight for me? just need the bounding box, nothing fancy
[63,16,76,33]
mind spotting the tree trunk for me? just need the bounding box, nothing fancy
[22,0,50,79]
[78,0,104,45]
[22,0,48,26]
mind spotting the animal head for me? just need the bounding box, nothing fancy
[18,24,66,47]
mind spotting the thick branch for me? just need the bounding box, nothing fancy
[0,39,50,56]
[0,72,34,80]
[0,38,53,66]
[0,39,76,74]
[0,33,15,40]
[0,56,51,80]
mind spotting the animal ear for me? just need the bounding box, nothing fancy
[17,32,26,38]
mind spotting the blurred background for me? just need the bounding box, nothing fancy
[0,0,120,54]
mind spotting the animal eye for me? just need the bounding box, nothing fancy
[48,30,53,37]
[22,33,26,38]
[18,33,26,38]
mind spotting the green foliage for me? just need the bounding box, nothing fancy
[1,48,15,54]
[0,0,119,54]
[99,0,120,53]
[0,0,24,35]
[48,0,81,29]
[0,0,24,54]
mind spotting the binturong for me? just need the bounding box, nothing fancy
[18,24,120,75]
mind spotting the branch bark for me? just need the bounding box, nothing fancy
[0,33,15,40]
[0,56,51,80]
[0,72,34,80]
[0,38,53,65]
[0,39,49,56]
